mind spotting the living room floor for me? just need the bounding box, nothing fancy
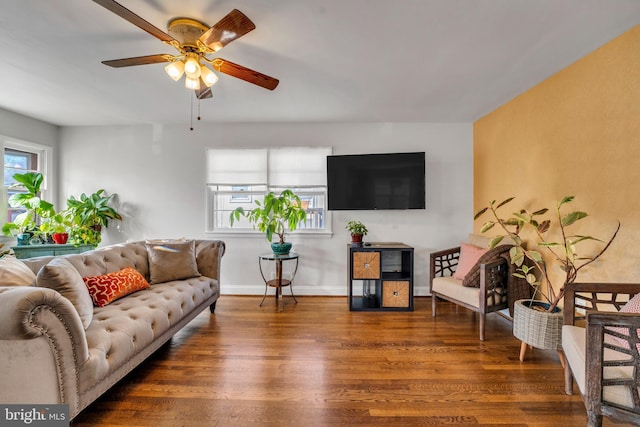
[71,296,633,426]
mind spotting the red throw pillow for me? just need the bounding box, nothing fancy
[453,243,488,280]
[83,267,150,307]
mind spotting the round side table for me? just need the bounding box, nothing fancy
[258,252,299,310]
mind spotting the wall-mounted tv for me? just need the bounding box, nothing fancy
[327,152,425,210]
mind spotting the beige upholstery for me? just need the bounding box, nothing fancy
[431,276,482,308]
[0,239,224,420]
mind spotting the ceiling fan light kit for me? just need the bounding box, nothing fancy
[92,0,279,102]
[164,61,184,81]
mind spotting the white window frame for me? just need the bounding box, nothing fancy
[205,147,332,237]
[1,137,53,243]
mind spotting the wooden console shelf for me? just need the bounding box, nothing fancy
[347,242,414,311]
[12,243,95,259]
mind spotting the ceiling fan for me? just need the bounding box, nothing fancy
[92,0,279,100]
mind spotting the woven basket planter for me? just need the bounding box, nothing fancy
[513,299,563,350]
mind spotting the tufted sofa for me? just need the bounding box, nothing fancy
[0,239,224,420]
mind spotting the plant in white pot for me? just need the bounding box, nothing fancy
[475,196,620,360]
[230,189,307,255]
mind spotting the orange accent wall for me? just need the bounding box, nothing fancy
[474,24,640,287]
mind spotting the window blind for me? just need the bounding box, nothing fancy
[206,148,267,185]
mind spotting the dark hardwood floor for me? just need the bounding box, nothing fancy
[72,296,633,426]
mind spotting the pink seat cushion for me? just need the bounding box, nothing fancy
[453,243,488,280]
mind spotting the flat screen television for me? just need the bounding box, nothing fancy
[327,152,425,210]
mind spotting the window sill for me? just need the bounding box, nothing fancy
[205,230,333,239]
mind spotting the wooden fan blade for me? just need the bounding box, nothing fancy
[213,58,279,90]
[196,87,213,100]
[92,0,175,43]
[196,78,213,99]
[199,9,256,52]
[102,54,173,68]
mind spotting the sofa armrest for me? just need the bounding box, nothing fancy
[194,240,225,281]
[0,286,89,412]
[479,258,509,311]
[585,311,640,423]
[430,246,460,284]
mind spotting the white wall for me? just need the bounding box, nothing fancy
[59,122,473,296]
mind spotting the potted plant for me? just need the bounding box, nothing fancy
[229,189,307,255]
[1,172,54,245]
[346,220,368,244]
[475,196,620,355]
[67,189,122,246]
[46,211,73,244]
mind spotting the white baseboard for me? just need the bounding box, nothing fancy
[220,283,431,297]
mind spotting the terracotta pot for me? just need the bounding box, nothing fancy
[52,233,69,244]
[351,233,364,244]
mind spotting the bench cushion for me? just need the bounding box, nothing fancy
[562,324,636,409]
[432,276,480,308]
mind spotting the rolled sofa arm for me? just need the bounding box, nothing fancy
[0,286,88,413]
[195,240,226,281]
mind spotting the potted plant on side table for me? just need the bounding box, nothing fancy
[346,220,368,244]
[229,189,307,255]
[475,196,620,362]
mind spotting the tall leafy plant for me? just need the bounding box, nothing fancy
[475,196,620,311]
[229,189,307,243]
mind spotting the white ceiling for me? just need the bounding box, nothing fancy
[1,0,639,127]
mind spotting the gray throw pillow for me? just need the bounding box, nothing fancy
[461,245,513,288]
[146,239,200,284]
[37,257,93,329]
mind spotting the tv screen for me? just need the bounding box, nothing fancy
[327,152,425,210]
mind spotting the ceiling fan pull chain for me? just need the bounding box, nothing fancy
[190,95,194,131]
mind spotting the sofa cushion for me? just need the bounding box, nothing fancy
[0,255,37,287]
[83,267,150,307]
[432,276,481,308]
[146,239,200,284]
[37,257,94,329]
[453,243,487,280]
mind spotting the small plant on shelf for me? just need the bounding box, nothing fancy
[346,220,368,243]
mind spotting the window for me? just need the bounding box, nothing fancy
[3,141,49,224]
[206,147,332,234]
